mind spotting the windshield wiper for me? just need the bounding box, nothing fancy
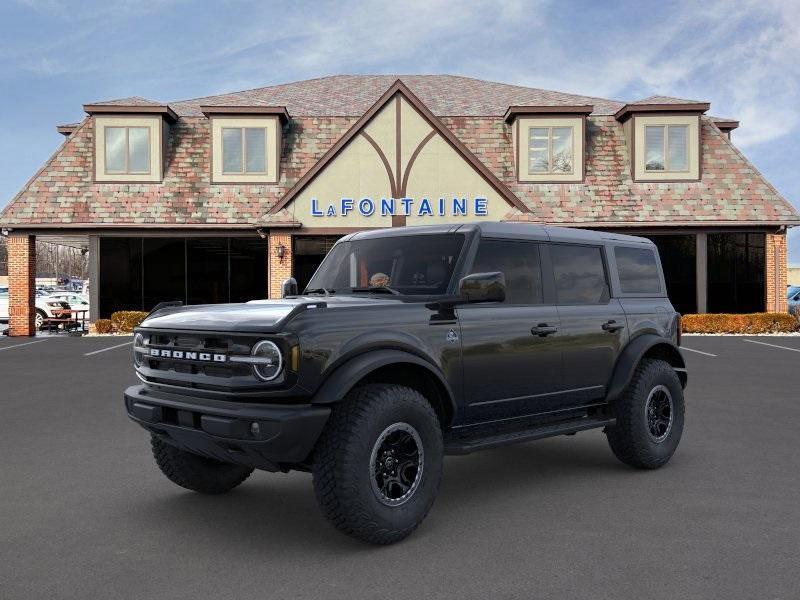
[304,287,335,296]
[350,287,401,295]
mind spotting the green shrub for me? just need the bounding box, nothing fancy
[681,312,799,334]
[110,311,149,333]
[94,319,113,334]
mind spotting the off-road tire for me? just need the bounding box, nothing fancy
[151,435,253,494]
[606,358,684,469]
[312,384,443,545]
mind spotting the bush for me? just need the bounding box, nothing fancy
[94,319,113,334]
[681,312,799,334]
[110,311,149,333]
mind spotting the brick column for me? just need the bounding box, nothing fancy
[268,232,293,299]
[8,234,36,336]
[765,232,788,313]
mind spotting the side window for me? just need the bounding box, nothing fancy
[615,246,662,294]
[470,240,543,304]
[550,244,609,304]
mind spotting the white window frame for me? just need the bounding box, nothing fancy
[517,116,584,183]
[94,115,163,183]
[210,116,279,184]
[104,126,152,175]
[221,127,268,175]
[632,114,699,182]
[527,126,575,175]
[644,124,689,173]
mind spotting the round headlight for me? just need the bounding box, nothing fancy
[251,340,283,381]
[133,333,144,367]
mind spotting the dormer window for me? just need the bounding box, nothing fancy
[222,127,268,174]
[644,124,688,172]
[202,106,289,184]
[105,126,151,174]
[505,106,591,184]
[528,126,573,174]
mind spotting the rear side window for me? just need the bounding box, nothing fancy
[550,244,609,304]
[470,240,543,304]
[615,246,662,294]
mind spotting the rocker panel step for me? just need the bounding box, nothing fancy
[444,416,615,455]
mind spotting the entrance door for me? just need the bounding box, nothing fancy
[293,236,342,292]
[459,239,564,423]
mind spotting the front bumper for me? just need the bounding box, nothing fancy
[124,385,330,471]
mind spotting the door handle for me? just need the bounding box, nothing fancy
[531,324,558,337]
[602,320,625,332]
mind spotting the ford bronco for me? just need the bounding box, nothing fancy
[125,222,687,544]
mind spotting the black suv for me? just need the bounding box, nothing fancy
[125,222,687,544]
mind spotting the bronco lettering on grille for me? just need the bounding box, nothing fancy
[149,348,227,362]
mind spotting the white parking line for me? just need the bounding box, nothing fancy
[680,346,717,357]
[0,339,49,352]
[84,341,133,356]
[742,339,800,353]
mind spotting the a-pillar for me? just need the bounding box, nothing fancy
[8,233,36,336]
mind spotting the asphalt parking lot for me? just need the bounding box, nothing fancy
[1,335,799,600]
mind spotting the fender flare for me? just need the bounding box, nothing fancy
[310,349,457,423]
[606,334,687,403]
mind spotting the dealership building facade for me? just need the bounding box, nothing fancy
[1,75,797,335]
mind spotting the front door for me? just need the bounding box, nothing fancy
[458,239,564,423]
[548,243,626,405]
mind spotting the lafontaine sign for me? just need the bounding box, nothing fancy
[310,196,488,218]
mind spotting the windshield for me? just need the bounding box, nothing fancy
[306,233,466,296]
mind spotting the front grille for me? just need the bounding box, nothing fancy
[136,330,275,392]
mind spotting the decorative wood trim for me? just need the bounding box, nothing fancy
[268,79,529,215]
[504,104,593,123]
[200,105,290,123]
[400,130,436,197]
[83,103,178,122]
[614,102,710,122]
[360,131,398,199]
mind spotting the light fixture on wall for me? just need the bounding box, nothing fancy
[276,242,286,263]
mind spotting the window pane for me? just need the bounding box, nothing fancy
[643,235,696,314]
[551,244,609,304]
[614,246,662,294]
[222,128,243,173]
[104,127,127,173]
[528,128,549,173]
[142,238,186,311]
[470,240,542,304]
[244,128,266,173]
[99,237,142,316]
[127,127,150,173]
[667,125,688,171]
[551,127,573,173]
[187,238,229,304]
[230,238,268,302]
[645,126,665,171]
[707,233,765,313]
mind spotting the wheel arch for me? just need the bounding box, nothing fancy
[606,334,687,403]
[310,349,457,428]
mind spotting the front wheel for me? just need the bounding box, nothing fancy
[312,384,443,544]
[606,358,685,469]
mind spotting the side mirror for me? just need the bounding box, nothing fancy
[458,272,506,304]
[281,277,299,298]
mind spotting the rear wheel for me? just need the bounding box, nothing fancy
[151,435,253,494]
[312,384,443,544]
[606,358,684,469]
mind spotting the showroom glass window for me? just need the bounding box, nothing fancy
[645,125,688,171]
[470,240,543,304]
[222,127,267,173]
[528,127,573,174]
[550,244,609,304]
[104,126,150,174]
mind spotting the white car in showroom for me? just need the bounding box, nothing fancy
[0,287,73,329]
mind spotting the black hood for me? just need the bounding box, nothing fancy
[138,295,408,333]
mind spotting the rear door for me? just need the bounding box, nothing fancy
[458,238,564,423]
[548,243,626,407]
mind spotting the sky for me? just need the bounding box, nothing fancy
[1,0,798,260]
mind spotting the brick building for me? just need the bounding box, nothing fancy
[1,75,797,335]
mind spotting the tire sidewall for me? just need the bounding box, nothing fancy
[634,362,685,462]
[346,390,443,531]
